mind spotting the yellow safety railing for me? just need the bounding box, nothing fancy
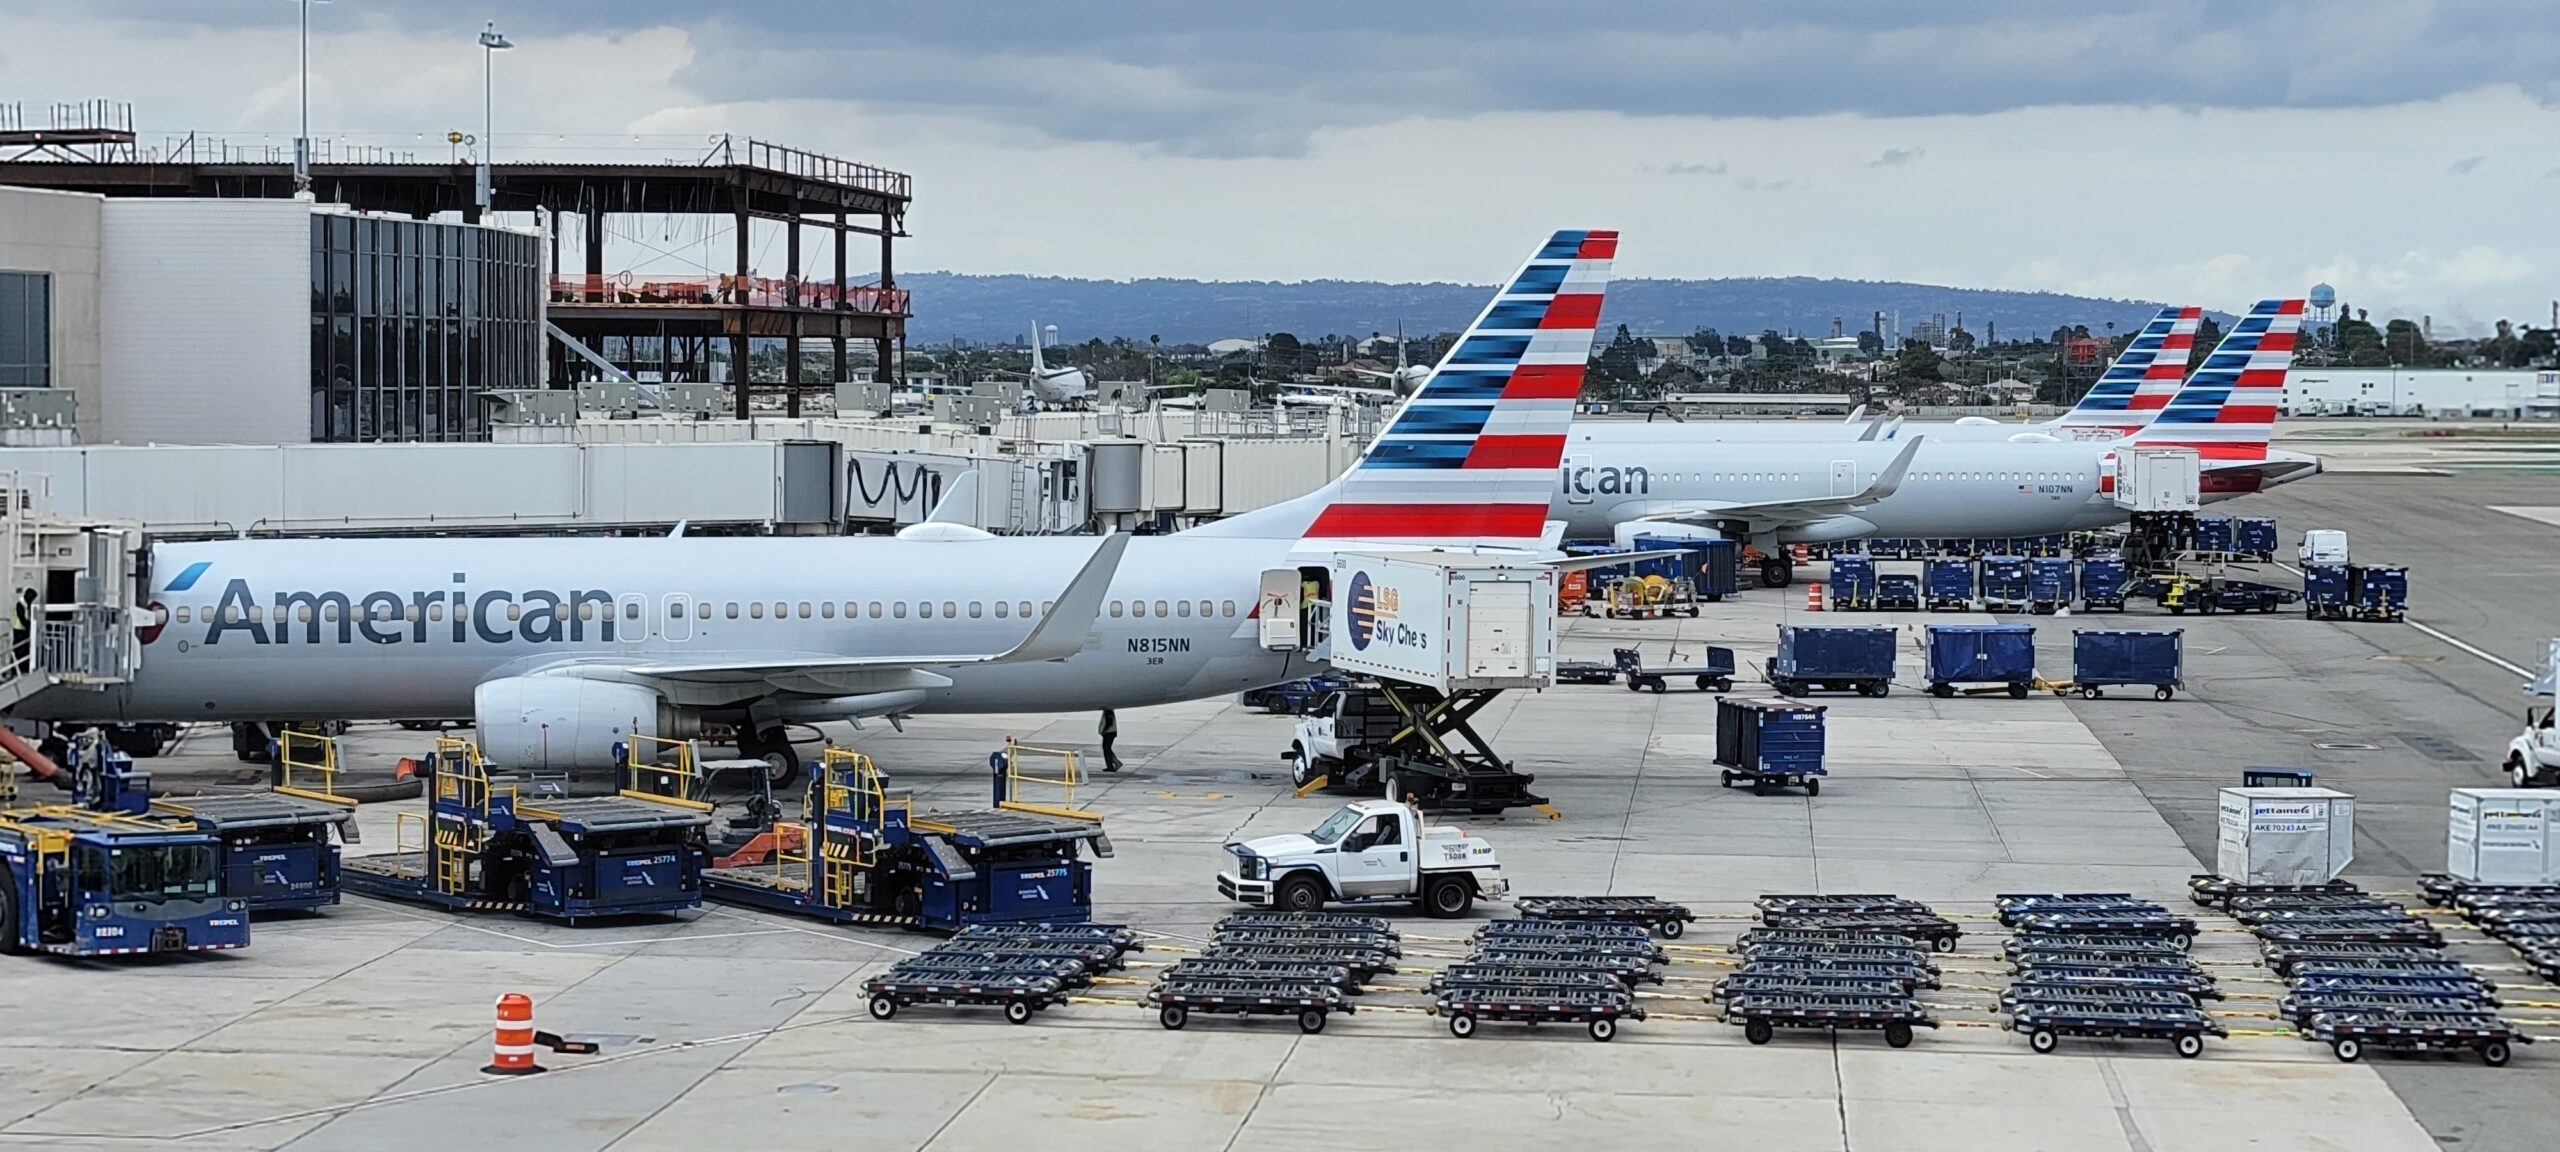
[619,734,712,812]
[1000,736,1099,822]
[427,738,505,895]
[392,810,428,878]
[274,731,354,806]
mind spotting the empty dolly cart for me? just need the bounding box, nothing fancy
[1171,957,1363,994]
[2005,934,2191,962]
[888,951,1091,987]
[1202,941,1400,985]
[2302,1009,2532,1065]
[1432,964,1626,996]
[2010,1002,2227,1057]
[864,969,1068,1024]
[2260,941,2462,977]
[1733,956,1939,992]
[1149,974,1351,1033]
[2279,991,2503,1027]
[1713,973,1914,1001]
[1759,913,1962,954]
[1516,894,1697,938]
[1724,991,1937,1048]
[1716,697,1828,796]
[2188,874,2357,911]
[1467,945,1665,985]
[2002,986,2201,1014]
[1612,645,1737,694]
[1436,984,1645,1041]
[1768,626,1897,697]
[1214,924,1402,957]
[1924,623,2038,698]
[2007,913,2199,951]
[2065,629,2183,700]
[1216,911,1396,936]
[952,923,1143,959]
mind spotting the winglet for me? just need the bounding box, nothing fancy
[1861,436,1925,504]
[992,532,1130,664]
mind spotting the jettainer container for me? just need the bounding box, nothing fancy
[2446,789,2560,885]
[2217,787,2356,886]
[1324,551,1557,694]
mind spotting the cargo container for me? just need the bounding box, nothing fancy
[2237,518,2279,561]
[2113,448,2202,513]
[1923,558,1974,611]
[1980,555,2030,611]
[1874,573,1921,611]
[2217,787,2356,886]
[2192,516,2234,556]
[1630,534,1737,602]
[2351,566,2407,622]
[2079,552,2129,612]
[1769,626,1897,697]
[2028,557,2076,615]
[1715,698,1827,795]
[2070,629,2182,700]
[2446,790,2560,885]
[1829,554,1878,611]
[1325,552,1557,694]
[1924,623,2038,697]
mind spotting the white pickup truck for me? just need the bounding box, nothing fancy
[1219,800,1508,916]
[2508,705,2559,787]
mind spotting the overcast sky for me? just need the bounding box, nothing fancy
[8,1,2556,331]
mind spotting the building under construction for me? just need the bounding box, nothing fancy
[1,103,909,424]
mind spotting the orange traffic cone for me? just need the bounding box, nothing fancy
[484,993,546,1076]
[1805,585,1823,612]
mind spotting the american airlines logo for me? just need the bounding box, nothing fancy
[160,566,630,647]
[1560,464,1651,497]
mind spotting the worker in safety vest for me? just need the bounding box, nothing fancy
[1098,709,1123,773]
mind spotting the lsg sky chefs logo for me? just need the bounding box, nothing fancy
[1344,571,1425,653]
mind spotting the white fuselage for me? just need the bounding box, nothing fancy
[29,535,1306,723]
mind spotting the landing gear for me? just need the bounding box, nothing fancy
[1760,554,1795,588]
[739,728,801,786]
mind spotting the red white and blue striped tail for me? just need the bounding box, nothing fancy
[2128,298,2304,461]
[1294,229,1614,549]
[2053,305,2202,440]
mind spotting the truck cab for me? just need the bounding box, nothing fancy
[1218,799,1507,917]
[2509,706,2559,788]
[1,813,251,958]
[1286,688,1403,789]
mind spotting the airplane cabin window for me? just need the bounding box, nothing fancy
[749,602,764,619]
[554,601,569,621]
[821,602,836,619]
[726,602,740,619]
[869,602,883,618]
[1222,600,1237,617]
[503,603,520,622]
[995,601,1010,618]
[1111,601,1125,618]
[698,602,712,619]
[773,601,788,618]
[1177,601,1191,617]
[1042,601,1054,616]
[428,602,444,622]
[970,601,984,618]
[942,601,957,619]
[918,601,933,619]
[893,602,907,618]
[1200,600,1214,617]
[1018,601,1033,619]
[798,602,813,619]
[1152,600,1168,617]
[842,601,857,618]
[175,607,191,624]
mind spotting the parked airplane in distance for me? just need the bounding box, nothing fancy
[27,231,1621,777]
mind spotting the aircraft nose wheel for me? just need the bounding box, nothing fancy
[1760,556,1794,588]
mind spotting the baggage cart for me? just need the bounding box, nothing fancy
[2259,942,2452,976]
[1768,626,1898,697]
[2302,1009,2531,1065]
[2003,914,2196,947]
[1435,985,1645,1042]
[2279,992,2499,1027]
[2237,517,2279,562]
[2226,892,2395,914]
[2288,974,2498,1003]
[1979,555,2030,610]
[2009,949,2205,975]
[1216,911,1397,937]
[2027,557,2077,615]
[1148,975,1352,1033]
[927,940,1123,976]
[1757,893,1931,915]
[2079,551,2131,612]
[1715,697,1828,795]
[1829,554,1879,611]
[1992,892,2149,921]
[2010,1003,2226,1057]
[2288,959,2486,984]
[1924,623,2038,698]
[2301,562,2352,620]
[2188,873,2357,910]
[1211,925,1402,956]
[1467,946,1664,984]
[1874,573,1921,611]
[1515,894,1697,938]
[1723,992,1937,1048]
[1167,957,1362,994]
[1754,913,1960,952]
[1554,660,1618,685]
[2255,921,2444,949]
[864,970,1068,1024]
[2066,629,2183,700]
[884,953,1091,987]
[1923,557,1975,611]
[2349,565,2408,622]
[1202,941,1399,983]
[1431,964,1624,995]
[2233,902,2418,926]
[1735,957,1938,991]
[2001,986,2199,1013]
[2192,516,2235,557]
[2005,935,2191,962]
[1612,645,1736,694]
[1740,940,1936,967]
[952,923,1146,958]
[1472,916,1658,943]
[1712,973,1913,1002]
[2013,970,2224,1000]
[1735,927,1921,952]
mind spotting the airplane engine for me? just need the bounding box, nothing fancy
[473,676,682,771]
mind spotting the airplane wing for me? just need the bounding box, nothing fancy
[1631,437,1924,530]
[569,533,1130,690]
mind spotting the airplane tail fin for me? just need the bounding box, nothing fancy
[2053,306,2202,439]
[1182,229,1614,546]
[2128,298,2304,460]
[1028,320,1046,374]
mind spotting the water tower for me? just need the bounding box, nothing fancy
[2306,282,2339,343]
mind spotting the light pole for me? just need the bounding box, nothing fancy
[476,20,513,213]
[292,0,332,196]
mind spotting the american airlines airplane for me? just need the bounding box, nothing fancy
[24,230,1619,777]
[1556,299,2314,585]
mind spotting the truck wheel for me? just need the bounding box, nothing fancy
[2174,1033,2203,1059]
[2483,1040,2512,1067]
[1659,919,1685,940]
[2512,757,2532,789]
[1289,751,1314,789]
[1448,1012,1477,1038]
[1743,1018,1774,1045]
[868,995,897,1021]
[1885,1022,1913,1049]
[0,868,22,955]
[1159,1005,1189,1030]
[1276,875,1326,913]
[1588,1018,1617,1042]
[2332,1038,2359,1063]
[1424,876,1474,918]
[1297,1009,1328,1034]
[2008,684,2029,699]
[1648,679,1667,694]
[1004,1000,1033,1025]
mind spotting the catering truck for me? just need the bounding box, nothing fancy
[1219,800,1509,917]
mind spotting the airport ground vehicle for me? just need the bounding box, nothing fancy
[1768,626,1896,697]
[1924,623,2036,698]
[2,806,248,958]
[1613,646,1735,693]
[1715,697,1827,795]
[2507,703,2560,788]
[2064,630,2183,701]
[1220,800,1507,916]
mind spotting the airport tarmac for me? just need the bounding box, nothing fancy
[4,467,2554,1152]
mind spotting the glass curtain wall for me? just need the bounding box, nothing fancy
[309,215,539,442]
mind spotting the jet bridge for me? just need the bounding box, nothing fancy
[0,473,145,722]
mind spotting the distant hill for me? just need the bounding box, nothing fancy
[898,271,2188,346]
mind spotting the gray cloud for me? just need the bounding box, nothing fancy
[1644,161,1731,177]
[2449,154,2487,174]
[1868,147,1925,168]
[51,1,2560,157]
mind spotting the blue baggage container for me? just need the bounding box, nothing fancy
[2079,552,2129,611]
[1875,573,1921,611]
[1829,554,1878,610]
[1980,555,2030,610]
[2237,518,2278,561]
[1565,544,1635,584]
[2302,563,2351,619]
[1628,534,1702,583]
[1695,538,1739,600]
[1769,625,1898,698]
[2350,565,2407,622]
[1923,558,1974,610]
[1924,623,2037,697]
[1715,697,1827,795]
[2070,629,2182,700]
[2193,516,2234,556]
[2028,557,2077,615]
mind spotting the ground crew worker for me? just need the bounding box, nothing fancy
[1098,709,1122,773]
